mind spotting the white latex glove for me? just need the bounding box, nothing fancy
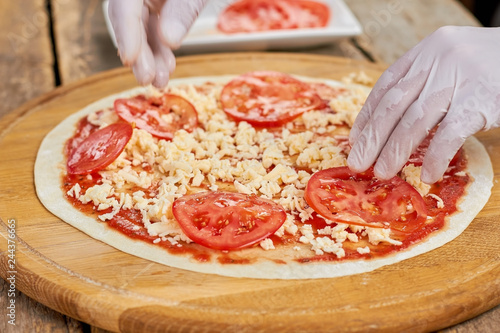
[347,26,500,184]
[108,0,207,88]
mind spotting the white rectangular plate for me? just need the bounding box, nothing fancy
[103,0,363,54]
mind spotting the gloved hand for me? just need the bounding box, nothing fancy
[108,0,208,88]
[347,26,500,184]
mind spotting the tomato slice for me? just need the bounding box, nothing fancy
[172,191,287,250]
[308,82,348,112]
[304,167,427,233]
[67,123,133,175]
[308,82,346,100]
[217,0,291,33]
[220,71,324,127]
[217,0,330,33]
[290,0,330,28]
[65,116,100,156]
[114,94,198,140]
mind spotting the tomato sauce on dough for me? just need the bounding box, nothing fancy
[62,120,470,265]
[61,77,471,267]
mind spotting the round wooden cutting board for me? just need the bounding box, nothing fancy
[1,53,499,333]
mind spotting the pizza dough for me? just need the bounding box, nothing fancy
[34,75,494,279]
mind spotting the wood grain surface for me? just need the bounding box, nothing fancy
[0,2,87,331]
[0,1,55,118]
[345,0,481,63]
[0,53,499,333]
[51,0,122,85]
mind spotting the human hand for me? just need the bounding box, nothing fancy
[347,26,500,184]
[108,0,207,88]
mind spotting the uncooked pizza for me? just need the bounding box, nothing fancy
[34,71,493,279]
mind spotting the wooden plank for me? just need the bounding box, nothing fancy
[299,38,369,61]
[0,1,55,119]
[51,0,122,85]
[345,0,481,64]
[0,1,85,332]
[1,278,86,333]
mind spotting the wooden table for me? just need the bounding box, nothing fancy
[0,0,498,332]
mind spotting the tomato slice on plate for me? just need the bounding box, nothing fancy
[290,0,330,28]
[172,191,287,250]
[217,0,330,33]
[220,71,324,127]
[67,123,133,175]
[217,0,292,33]
[114,94,198,140]
[304,167,427,233]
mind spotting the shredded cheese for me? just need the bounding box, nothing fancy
[68,74,411,255]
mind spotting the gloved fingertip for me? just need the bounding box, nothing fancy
[346,132,380,173]
[108,0,142,66]
[348,129,359,147]
[133,64,155,86]
[160,20,188,49]
[118,51,136,67]
[420,167,441,185]
[150,50,176,89]
[346,152,366,173]
[167,53,176,73]
[373,160,394,180]
[152,71,170,89]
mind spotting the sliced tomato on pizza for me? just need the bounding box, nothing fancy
[172,191,287,250]
[64,115,100,156]
[304,167,428,233]
[66,122,133,175]
[308,82,346,101]
[114,93,198,140]
[36,71,491,280]
[220,71,324,127]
